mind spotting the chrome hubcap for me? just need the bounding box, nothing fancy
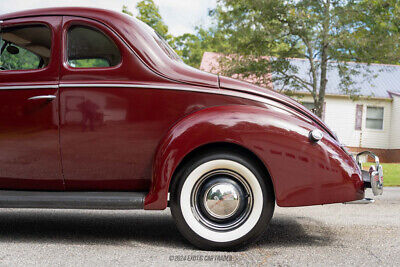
[204,182,241,219]
[191,170,253,231]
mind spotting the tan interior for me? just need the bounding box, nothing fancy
[1,25,51,66]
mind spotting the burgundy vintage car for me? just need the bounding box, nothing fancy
[0,7,383,250]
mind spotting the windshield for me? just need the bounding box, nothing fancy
[136,19,182,62]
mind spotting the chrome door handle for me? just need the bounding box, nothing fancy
[28,95,57,101]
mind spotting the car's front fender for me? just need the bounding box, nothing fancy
[144,104,364,210]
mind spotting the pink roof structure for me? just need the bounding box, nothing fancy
[200,52,274,89]
[200,52,400,99]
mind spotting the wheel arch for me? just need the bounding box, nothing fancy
[144,103,363,210]
[144,105,279,210]
[168,141,276,198]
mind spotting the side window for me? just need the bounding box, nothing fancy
[67,25,121,68]
[366,106,384,130]
[0,25,51,71]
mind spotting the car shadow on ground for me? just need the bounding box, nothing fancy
[0,209,334,249]
[256,215,334,248]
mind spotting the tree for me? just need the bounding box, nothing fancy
[124,0,171,41]
[122,5,134,17]
[212,0,400,118]
[172,27,228,68]
[338,0,400,63]
[123,2,226,68]
[0,40,40,70]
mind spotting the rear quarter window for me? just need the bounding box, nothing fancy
[67,25,121,68]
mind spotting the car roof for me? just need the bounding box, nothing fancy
[0,7,220,88]
[0,7,121,21]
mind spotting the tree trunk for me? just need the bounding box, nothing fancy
[316,0,331,119]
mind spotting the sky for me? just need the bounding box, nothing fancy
[0,0,217,36]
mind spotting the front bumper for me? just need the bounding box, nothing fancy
[356,151,383,196]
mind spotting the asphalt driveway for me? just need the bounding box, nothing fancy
[0,188,398,266]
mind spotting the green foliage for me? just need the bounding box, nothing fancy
[0,40,40,70]
[123,2,226,68]
[122,5,134,17]
[335,0,400,64]
[210,0,400,118]
[69,58,110,68]
[170,33,202,67]
[134,0,171,41]
[363,163,400,186]
[381,163,400,186]
[171,27,227,68]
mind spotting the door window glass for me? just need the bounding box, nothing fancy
[0,25,51,71]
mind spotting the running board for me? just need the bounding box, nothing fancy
[0,190,147,210]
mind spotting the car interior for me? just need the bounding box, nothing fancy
[67,25,121,68]
[0,24,51,71]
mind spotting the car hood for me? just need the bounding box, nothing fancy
[218,76,338,140]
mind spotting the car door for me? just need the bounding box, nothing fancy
[0,16,64,190]
[59,16,153,191]
[58,16,235,191]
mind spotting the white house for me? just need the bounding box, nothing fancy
[200,52,400,162]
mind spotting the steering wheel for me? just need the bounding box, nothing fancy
[0,66,6,70]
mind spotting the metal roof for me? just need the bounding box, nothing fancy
[201,53,400,99]
[281,58,400,99]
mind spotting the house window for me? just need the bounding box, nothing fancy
[302,102,315,111]
[366,107,384,130]
[301,101,326,121]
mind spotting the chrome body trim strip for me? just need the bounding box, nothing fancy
[0,85,59,90]
[58,83,315,124]
[60,83,275,101]
[60,83,193,90]
[59,83,271,105]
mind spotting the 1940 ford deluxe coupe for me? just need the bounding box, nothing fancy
[0,7,383,250]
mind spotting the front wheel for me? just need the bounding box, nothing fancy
[170,151,275,250]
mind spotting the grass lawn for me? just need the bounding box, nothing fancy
[363,163,400,186]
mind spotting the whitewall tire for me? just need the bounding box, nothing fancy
[170,150,275,250]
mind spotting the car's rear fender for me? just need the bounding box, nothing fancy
[144,104,364,210]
